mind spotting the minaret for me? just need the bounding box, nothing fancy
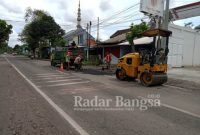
[77,0,81,29]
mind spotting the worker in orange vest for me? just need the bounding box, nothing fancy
[104,52,112,69]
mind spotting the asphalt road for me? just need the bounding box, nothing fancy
[1,55,200,135]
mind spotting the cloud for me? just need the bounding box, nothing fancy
[99,1,112,12]
[58,0,68,9]
[0,0,198,47]
[43,0,69,11]
[63,12,76,23]
[82,9,95,23]
[8,29,20,47]
[0,0,23,14]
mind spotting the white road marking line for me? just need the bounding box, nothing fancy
[46,78,82,83]
[104,75,115,78]
[5,57,90,135]
[32,76,77,81]
[161,103,200,119]
[37,75,67,77]
[55,76,76,79]
[61,87,95,91]
[47,81,90,87]
[163,84,186,90]
[32,77,54,80]
[35,73,62,75]
[139,96,200,119]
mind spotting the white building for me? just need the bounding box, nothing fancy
[100,24,200,67]
[168,24,200,67]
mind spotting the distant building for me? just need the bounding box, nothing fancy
[63,0,95,47]
[64,28,95,47]
[100,24,200,67]
[99,28,132,64]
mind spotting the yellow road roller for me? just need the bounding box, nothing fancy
[116,28,172,86]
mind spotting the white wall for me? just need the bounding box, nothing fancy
[111,54,118,64]
[103,53,118,64]
[168,24,200,67]
[73,36,78,45]
[193,33,200,66]
[168,25,184,67]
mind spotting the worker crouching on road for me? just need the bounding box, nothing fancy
[74,55,82,70]
[104,52,112,70]
[66,51,71,70]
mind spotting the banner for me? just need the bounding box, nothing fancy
[140,0,165,17]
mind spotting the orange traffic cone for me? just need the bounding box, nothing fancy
[59,62,64,71]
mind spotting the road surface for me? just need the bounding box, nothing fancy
[0,55,200,135]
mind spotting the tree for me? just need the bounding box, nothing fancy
[19,22,39,57]
[0,42,13,54]
[13,44,21,53]
[126,22,149,51]
[20,8,65,58]
[53,38,67,47]
[0,19,12,46]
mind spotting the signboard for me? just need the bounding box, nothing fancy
[170,1,200,21]
[140,0,165,17]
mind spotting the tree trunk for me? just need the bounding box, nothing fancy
[131,42,135,52]
[33,49,36,58]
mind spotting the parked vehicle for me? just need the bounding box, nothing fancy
[12,52,17,56]
[50,46,84,69]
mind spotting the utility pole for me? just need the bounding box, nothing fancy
[161,0,170,49]
[88,21,92,59]
[161,0,170,63]
[97,17,99,42]
[97,17,100,57]
[162,0,170,30]
[86,23,89,60]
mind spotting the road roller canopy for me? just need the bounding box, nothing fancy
[121,53,140,58]
[141,28,172,37]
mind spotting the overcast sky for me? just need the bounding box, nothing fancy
[0,0,199,47]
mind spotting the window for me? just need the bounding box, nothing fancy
[126,58,132,65]
[78,35,83,45]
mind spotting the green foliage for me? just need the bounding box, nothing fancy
[126,22,149,45]
[83,55,99,66]
[0,19,12,45]
[0,19,12,53]
[13,44,21,53]
[20,8,65,57]
[0,42,13,54]
[53,38,67,47]
[25,7,49,22]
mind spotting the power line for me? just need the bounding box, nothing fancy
[2,19,25,23]
[90,10,141,28]
[80,2,140,28]
[99,3,140,25]
[91,16,148,33]
[100,13,142,26]
[95,13,145,30]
